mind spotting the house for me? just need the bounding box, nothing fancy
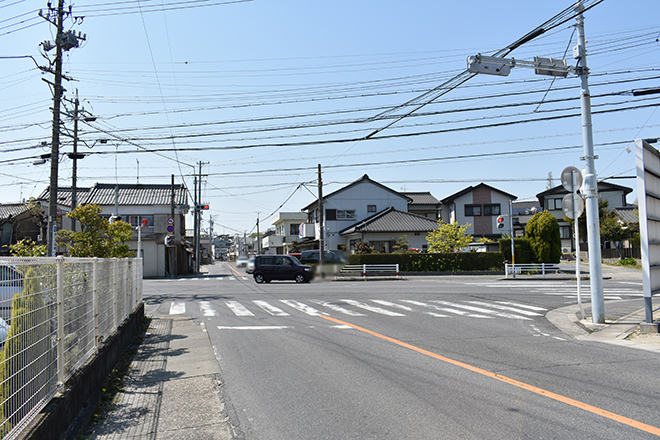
[402,192,441,220]
[439,183,518,240]
[40,183,190,278]
[262,212,307,254]
[339,207,438,253]
[301,174,412,252]
[536,181,633,253]
[0,201,49,254]
[511,200,542,237]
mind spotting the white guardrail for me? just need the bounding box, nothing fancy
[0,257,143,439]
[505,263,575,278]
[335,264,400,280]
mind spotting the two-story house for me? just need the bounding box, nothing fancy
[299,174,445,253]
[263,212,307,254]
[41,183,190,278]
[536,181,633,253]
[439,183,518,240]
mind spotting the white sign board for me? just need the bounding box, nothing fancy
[635,139,660,328]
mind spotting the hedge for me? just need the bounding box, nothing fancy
[348,252,504,272]
[498,238,534,264]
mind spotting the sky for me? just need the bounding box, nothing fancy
[2,0,659,237]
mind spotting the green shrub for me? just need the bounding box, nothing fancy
[526,211,562,263]
[498,237,534,264]
[617,257,638,266]
[348,252,504,272]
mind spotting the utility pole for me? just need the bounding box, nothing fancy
[575,3,604,323]
[47,0,64,256]
[39,0,85,255]
[317,164,324,266]
[256,214,260,255]
[170,174,176,278]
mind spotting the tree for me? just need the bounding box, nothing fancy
[9,238,47,257]
[526,211,561,263]
[56,204,134,258]
[426,221,473,253]
[392,235,413,254]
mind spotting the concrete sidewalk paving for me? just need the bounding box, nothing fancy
[86,316,234,440]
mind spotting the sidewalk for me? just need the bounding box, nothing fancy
[86,315,234,440]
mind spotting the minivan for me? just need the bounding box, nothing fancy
[252,255,313,284]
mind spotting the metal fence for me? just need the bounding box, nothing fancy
[0,257,142,439]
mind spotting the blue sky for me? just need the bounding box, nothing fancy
[2,0,659,236]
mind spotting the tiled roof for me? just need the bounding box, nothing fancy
[614,207,638,223]
[339,207,438,235]
[40,183,189,207]
[0,203,33,220]
[401,192,439,205]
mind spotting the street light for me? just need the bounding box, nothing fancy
[465,4,605,323]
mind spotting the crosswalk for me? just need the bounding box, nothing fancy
[463,281,642,300]
[168,298,548,322]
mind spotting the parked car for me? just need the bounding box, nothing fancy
[300,250,347,265]
[236,255,248,268]
[246,257,255,274]
[252,255,312,284]
[0,265,23,322]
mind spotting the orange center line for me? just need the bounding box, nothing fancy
[319,314,660,437]
[226,263,245,278]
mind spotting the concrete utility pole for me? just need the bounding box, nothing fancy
[317,164,324,266]
[47,0,65,256]
[39,0,85,254]
[575,4,604,323]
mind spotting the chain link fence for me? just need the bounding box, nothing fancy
[0,257,142,439]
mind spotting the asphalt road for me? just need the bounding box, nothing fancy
[143,263,659,439]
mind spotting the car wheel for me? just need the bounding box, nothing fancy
[295,274,306,283]
[254,274,265,284]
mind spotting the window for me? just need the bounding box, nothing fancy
[289,224,300,235]
[367,205,377,212]
[337,209,356,220]
[560,226,572,239]
[483,204,500,216]
[465,204,481,216]
[547,199,562,210]
[127,216,153,227]
[325,209,336,221]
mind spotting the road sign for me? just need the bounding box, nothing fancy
[561,166,583,192]
[562,193,584,219]
[167,217,174,225]
[167,225,174,233]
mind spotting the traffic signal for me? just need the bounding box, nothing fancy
[497,216,505,229]
[165,235,174,247]
[196,204,209,210]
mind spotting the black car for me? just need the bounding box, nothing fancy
[252,255,313,284]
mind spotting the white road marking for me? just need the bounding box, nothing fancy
[431,300,532,321]
[280,300,327,316]
[466,301,543,316]
[341,299,405,316]
[169,301,185,315]
[253,300,290,316]
[311,300,365,316]
[496,301,547,311]
[199,301,217,316]
[371,300,414,311]
[400,300,491,319]
[225,300,254,316]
